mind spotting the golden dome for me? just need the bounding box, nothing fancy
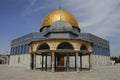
[42,9,79,28]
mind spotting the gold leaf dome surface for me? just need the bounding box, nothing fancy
[42,9,79,28]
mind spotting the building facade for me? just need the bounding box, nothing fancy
[10,8,110,72]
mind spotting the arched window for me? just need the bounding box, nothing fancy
[107,48,109,56]
[13,47,15,55]
[57,42,74,49]
[27,44,29,53]
[24,44,27,54]
[37,43,50,50]
[80,44,88,50]
[15,47,17,55]
[98,46,100,55]
[10,48,13,55]
[103,47,105,55]
[22,45,25,54]
[93,45,96,54]
[20,45,23,54]
[19,46,21,54]
[102,47,104,55]
[21,45,24,54]
[18,46,20,54]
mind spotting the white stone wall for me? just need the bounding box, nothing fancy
[91,54,110,68]
[10,54,31,69]
[69,55,110,69]
[10,54,110,69]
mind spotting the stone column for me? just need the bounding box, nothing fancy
[30,52,34,70]
[33,52,36,70]
[89,53,92,71]
[66,53,69,71]
[75,54,76,71]
[80,55,82,71]
[51,51,55,72]
[55,55,57,71]
[42,54,44,71]
[76,52,79,72]
[45,54,47,71]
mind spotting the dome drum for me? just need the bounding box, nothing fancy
[49,20,73,31]
[40,25,80,33]
[40,9,80,32]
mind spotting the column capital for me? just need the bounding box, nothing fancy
[74,49,79,52]
[50,48,55,50]
[31,51,36,55]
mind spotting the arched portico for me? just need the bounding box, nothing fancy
[31,43,51,71]
[80,44,91,71]
[37,43,50,50]
[37,43,50,71]
[57,42,74,49]
[30,39,92,72]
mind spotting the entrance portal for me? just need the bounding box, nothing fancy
[56,54,65,71]
[57,55,64,66]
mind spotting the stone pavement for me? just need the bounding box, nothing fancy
[0,64,120,80]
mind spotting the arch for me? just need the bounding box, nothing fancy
[21,45,23,54]
[16,46,18,55]
[27,44,29,53]
[13,47,15,55]
[80,44,88,50]
[57,42,74,49]
[37,43,50,50]
[10,48,12,55]
[11,47,14,55]
[24,44,27,54]
[19,45,22,54]
[18,46,20,54]
[23,45,25,54]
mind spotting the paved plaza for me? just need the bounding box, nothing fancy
[0,64,120,80]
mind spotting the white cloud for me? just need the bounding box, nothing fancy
[22,0,48,15]
[61,0,119,35]
[22,0,120,56]
[61,0,120,56]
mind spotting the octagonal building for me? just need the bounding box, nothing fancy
[10,8,110,72]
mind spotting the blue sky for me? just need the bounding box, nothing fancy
[0,0,120,56]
